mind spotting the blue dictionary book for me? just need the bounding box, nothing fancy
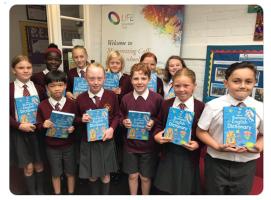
[148,72,157,92]
[104,72,119,90]
[15,95,40,124]
[165,86,175,99]
[127,110,151,140]
[86,108,109,142]
[46,111,75,138]
[223,106,256,148]
[73,77,89,97]
[164,107,194,145]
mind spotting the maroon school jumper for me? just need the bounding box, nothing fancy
[10,82,47,167]
[76,89,120,142]
[66,68,79,94]
[118,73,133,103]
[31,72,47,91]
[120,90,164,153]
[154,97,205,165]
[157,77,164,97]
[10,82,47,129]
[36,98,77,148]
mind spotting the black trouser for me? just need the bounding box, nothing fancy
[204,154,256,195]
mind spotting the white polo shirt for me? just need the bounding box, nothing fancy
[198,94,263,162]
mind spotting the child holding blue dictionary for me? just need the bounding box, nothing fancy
[196,62,263,195]
[10,55,47,194]
[36,70,77,195]
[154,68,205,194]
[76,63,120,195]
[120,63,163,195]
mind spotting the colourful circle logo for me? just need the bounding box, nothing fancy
[108,11,120,25]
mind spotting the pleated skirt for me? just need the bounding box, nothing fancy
[154,145,201,195]
[10,129,44,168]
[79,139,118,178]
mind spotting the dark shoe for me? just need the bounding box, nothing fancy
[111,172,121,184]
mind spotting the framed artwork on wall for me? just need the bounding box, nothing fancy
[20,21,48,65]
[26,5,47,22]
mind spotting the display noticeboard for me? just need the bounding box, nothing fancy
[203,45,263,103]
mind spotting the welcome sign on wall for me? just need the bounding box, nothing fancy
[101,5,184,73]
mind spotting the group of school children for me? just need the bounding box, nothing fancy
[10,43,263,195]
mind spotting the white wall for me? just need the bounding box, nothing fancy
[181,5,262,100]
[88,5,102,63]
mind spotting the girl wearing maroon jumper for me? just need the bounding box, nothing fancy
[66,45,89,101]
[105,50,133,182]
[140,52,164,97]
[31,43,62,91]
[76,63,119,195]
[120,63,163,195]
[154,68,205,194]
[10,55,47,194]
[36,70,77,195]
[105,50,133,103]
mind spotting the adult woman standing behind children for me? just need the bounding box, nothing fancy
[31,43,62,91]
[140,52,164,97]
[196,62,263,195]
[10,55,47,194]
[66,45,89,101]
[163,55,187,99]
[154,68,205,194]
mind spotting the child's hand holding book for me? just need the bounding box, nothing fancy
[82,113,91,123]
[19,123,36,132]
[154,130,172,144]
[43,119,53,129]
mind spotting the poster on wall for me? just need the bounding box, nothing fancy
[101,5,184,73]
[254,12,263,41]
[203,45,263,103]
[20,21,48,65]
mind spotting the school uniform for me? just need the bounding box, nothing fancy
[120,89,164,178]
[197,94,263,195]
[66,67,87,165]
[118,72,133,103]
[36,97,77,177]
[10,79,47,167]
[66,67,87,94]
[153,96,205,194]
[112,72,133,176]
[76,88,120,178]
[157,76,164,97]
[31,69,49,91]
[163,79,175,99]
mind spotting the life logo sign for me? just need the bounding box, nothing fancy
[108,11,120,25]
